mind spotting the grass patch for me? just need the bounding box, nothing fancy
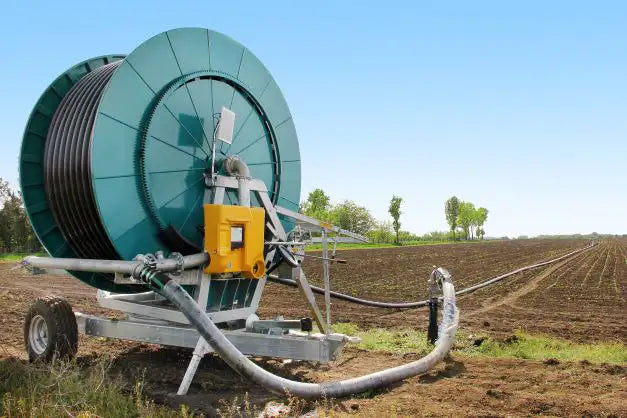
[0,357,191,417]
[471,332,627,364]
[333,323,432,354]
[0,252,44,262]
[0,253,28,262]
[333,323,627,364]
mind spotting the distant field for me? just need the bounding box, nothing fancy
[304,239,486,251]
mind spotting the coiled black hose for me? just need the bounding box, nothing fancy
[44,61,121,259]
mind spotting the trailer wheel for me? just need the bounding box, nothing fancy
[24,296,78,362]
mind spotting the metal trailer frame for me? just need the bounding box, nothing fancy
[50,172,368,395]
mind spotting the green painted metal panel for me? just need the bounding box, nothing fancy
[273,118,301,162]
[237,49,272,97]
[278,160,302,212]
[208,31,245,76]
[166,28,212,75]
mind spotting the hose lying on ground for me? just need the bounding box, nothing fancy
[268,242,595,309]
[137,267,459,399]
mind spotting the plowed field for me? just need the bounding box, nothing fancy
[260,238,626,342]
[0,238,625,416]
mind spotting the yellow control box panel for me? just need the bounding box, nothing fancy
[203,204,266,279]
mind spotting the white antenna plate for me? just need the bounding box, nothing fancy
[216,107,236,144]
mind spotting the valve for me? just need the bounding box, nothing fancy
[427,267,452,344]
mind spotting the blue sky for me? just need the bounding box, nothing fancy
[1,1,625,237]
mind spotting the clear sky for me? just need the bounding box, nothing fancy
[1,1,625,237]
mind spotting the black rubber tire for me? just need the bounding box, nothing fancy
[24,296,78,362]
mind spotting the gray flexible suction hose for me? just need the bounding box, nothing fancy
[268,242,594,309]
[146,270,458,399]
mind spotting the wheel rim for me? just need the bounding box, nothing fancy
[29,315,49,355]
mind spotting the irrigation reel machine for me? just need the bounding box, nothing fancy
[19,28,459,398]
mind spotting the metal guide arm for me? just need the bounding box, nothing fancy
[254,185,329,333]
[274,205,369,243]
[210,173,369,242]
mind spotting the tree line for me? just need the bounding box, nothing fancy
[300,189,490,244]
[445,196,489,240]
[0,179,40,253]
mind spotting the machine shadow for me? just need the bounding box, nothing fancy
[92,345,465,414]
[93,345,321,415]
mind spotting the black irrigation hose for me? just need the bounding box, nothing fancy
[267,242,595,309]
[44,61,121,260]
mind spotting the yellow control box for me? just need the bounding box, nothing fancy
[203,204,266,279]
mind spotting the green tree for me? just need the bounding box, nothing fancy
[300,188,331,220]
[444,196,460,240]
[457,201,476,240]
[388,195,403,245]
[0,179,39,253]
[475,207,489,239]
[421,230,451,241]
[368,220,394,244]
[329,200,375,235]
[398,230,419,242]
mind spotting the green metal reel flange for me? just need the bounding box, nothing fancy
[19,28,301,292]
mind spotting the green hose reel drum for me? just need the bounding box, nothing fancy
[19,28,301,292]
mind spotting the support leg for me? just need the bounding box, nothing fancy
[178,338,211,395]
[322,229,331,330]
[179,272,212,395]
[259,189,328,333]
[291,264,328,333]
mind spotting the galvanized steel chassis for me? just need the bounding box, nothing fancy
[69,173,366,395]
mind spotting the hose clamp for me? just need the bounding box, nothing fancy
[170,252,184,276]
[131,253,158,280]
[133,253,158,268]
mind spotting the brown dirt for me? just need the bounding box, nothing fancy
[261,238,627,342]
[460,239,627,342]
[1,238,625,416]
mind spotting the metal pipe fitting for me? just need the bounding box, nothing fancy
[223,156,251,207]
[223,155,251,178]
[23,252,209,276]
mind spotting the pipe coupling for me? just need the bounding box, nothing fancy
[223,156,251,178]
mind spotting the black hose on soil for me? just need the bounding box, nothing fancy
[267,242,594,309]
